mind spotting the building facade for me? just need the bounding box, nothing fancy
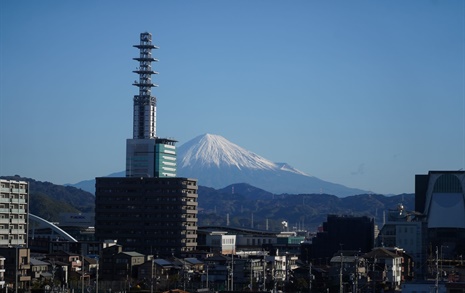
[309,215,375,260]
[414,170,465,279]
[0,179,28,247]
[0,247,31,291]
[95,177,198,256]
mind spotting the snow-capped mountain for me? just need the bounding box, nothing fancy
[179,134,303,174]
[70,133,368,197]
[176,134,367,197]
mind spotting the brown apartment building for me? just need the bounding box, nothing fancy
[95,177,198,257]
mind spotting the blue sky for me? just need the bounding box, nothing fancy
[1,1,464,195]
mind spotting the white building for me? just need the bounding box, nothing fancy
[0,179,28,247]
[205,231,236,254]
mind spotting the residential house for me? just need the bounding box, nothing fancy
[364,247,403,291]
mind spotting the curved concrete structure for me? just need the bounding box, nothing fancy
[29,213,78,242]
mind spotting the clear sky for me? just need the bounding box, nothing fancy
[1,1,464,195]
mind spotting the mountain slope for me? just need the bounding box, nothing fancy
[179,134,285,171]
[177,134,367,197]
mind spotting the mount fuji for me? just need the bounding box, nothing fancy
[176,134,366,197]
[70,133,367,197]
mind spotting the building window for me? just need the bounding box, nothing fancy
[433,174,462,193]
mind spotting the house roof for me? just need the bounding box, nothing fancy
[184,258,203,265]
[154,259,174,267]
[363,248,400,259]
[162,289,190,293]
[330,255,358,263]
[205,254,231,261]
[30,258,50,266]
[41,272,53,278]
[84,257,98,265]
[120,251,144,257]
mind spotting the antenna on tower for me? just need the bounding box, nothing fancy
[132,32,158,140]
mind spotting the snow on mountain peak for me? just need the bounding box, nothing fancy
[178,134,277,170]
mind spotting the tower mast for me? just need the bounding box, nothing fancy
[132,32,158,139]
[126,32,177,178]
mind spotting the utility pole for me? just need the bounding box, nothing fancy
[354,255,358,293]
[231,253,234,291]
[206,263,209,290]
[309,262,312,293]
[150,259,154,293]
[372,258,376,293]
[249,260,253,291]
[273,259,277,293]
[96,257,99,293]
[435,246,439,293]
[340,253,343,293]
[263,253,266,291]
[81,250,85,293]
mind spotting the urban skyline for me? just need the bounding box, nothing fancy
[1,1,464,195]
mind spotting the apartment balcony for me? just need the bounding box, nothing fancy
[10,219,26,224]
[19,275,31,282]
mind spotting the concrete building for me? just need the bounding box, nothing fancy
[0,179,28,247]
[101,250,145,281]
[0,247,31,291]
[415,171,465,253]
[0,256,5,289]
[377,204,428,279]
[95,177,198,256]
[309,215,375,260]
[203,231,236,254]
